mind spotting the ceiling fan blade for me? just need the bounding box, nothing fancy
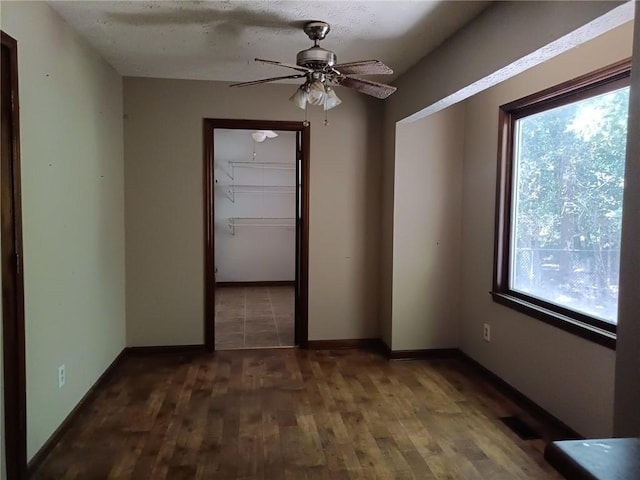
[337,77,397,99]
[255,58,311,73]
[333,60,393,76]
[230,74,306,88]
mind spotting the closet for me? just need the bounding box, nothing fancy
[213,128,297,349]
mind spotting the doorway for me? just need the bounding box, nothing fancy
[1,31,27,479]
[203,119,309,351]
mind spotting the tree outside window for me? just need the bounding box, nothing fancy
[493,60,630,348]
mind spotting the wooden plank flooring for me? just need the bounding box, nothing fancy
[33,349,564,479]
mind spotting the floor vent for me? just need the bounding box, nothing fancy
[499,416,541,440]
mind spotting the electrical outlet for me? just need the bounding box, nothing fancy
[58,364,66,388]
[483,323,491,342]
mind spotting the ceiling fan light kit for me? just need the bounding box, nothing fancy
[307,80,328,106]
[289,87,309,109]
[324,86,342,109]
[230,21,396,123]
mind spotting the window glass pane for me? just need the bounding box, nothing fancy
[510,86,629,324]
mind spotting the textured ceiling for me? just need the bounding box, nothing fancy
[48,1,490,83]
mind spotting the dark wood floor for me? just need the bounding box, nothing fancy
[33,349,564,479]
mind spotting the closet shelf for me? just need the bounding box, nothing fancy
[219,161,295,180]
[229,161,295,170]
[220,184,295,202]
[227,217,296,235]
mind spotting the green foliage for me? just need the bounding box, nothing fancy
[512,86,629,322]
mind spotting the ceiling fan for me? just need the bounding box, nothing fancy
[230,21,397,111]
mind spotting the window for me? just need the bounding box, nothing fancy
[493,60,631,349]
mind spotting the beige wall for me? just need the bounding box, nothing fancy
[1,242,4,478]
[380,0,630,350]
[1,2,126,459]
[459,23,633,438]
[390,1,629,123]
[614,9,640,437]
[123,78,382,346]
[392,105,464,350]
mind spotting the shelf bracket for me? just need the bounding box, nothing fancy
[223,187,235,203]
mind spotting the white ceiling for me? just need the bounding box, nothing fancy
[48,0,490,84]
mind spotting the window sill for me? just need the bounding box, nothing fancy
[490,292,616,350]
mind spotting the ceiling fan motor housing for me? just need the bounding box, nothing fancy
[296,46,337,69]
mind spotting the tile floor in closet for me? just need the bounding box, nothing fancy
[215,285,294,350]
